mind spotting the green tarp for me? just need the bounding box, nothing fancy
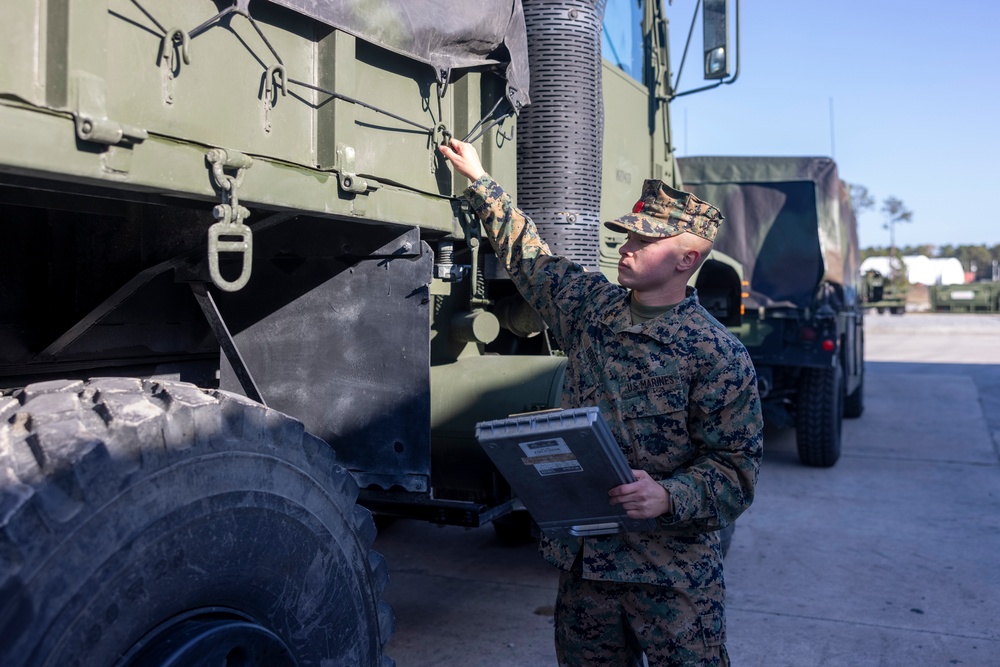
[268,0,530,110]
[678,156,860,310]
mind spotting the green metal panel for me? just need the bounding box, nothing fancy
[338,40,447,188]
[430,354,567,437]
[0,101,456,233]
[0,1,47,105]
[103,0,319,165]
[599,66,652,221]
[0,0,517,234]
[598,64,654,280]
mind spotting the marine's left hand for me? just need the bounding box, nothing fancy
[609,470,671,519]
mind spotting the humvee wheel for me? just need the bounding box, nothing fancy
[843,368,865,419]
[0,378,394,667]
[795,364,844,467]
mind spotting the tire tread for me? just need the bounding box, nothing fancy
[0,378,393,666]
[795,366,843,467]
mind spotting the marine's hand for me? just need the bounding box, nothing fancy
[609,470,671,519]
[438,138,486,182]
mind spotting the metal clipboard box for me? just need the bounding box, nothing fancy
[475,406,657,538]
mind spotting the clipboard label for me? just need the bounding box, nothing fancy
[519,438,583,476]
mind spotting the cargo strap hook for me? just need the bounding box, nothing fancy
[160,28,191,74]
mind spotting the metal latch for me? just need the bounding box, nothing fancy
[336,144,369,194]
[206,148,254,292]
[72,71,148,146]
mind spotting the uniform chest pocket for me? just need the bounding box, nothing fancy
[622,383,688,418]
[621,384,691,464]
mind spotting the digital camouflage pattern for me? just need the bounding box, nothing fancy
[604,179,724,242]
[555,569,728,666]
[464,175,762,592]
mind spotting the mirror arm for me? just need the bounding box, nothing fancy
[669,0,701,97]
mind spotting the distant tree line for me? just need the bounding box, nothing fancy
[848,183,998,281]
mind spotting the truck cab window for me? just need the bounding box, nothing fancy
[603,0,645,83]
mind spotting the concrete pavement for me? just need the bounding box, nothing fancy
[375,313,1000,666]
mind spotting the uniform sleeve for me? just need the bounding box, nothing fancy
[658,348,763,532]
[463,175,606,345]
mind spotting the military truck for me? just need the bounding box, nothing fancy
[0,0,743,663]
[862,267,908,314]
[931,282,1000,313]
[678,156,864,468]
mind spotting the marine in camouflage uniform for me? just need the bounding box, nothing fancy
[439,140,762,666]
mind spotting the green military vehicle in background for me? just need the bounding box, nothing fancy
[931,282,1000,313]
[861,265,908,314]
[677,156,865,468]
[0,0,743,663]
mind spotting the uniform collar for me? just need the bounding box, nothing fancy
[601,286,698,338]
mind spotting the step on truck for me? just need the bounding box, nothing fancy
[0,0,743,663]
[679,156,865,467]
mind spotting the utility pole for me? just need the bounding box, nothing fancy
[829,97,835,159]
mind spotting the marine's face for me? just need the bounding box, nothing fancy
[616,231,688,293]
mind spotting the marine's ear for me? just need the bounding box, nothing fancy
[677,247,702,272]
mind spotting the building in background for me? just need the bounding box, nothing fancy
[860,255,965,285]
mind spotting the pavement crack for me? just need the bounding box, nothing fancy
[728,606,999,642]
[843,452,1000,467]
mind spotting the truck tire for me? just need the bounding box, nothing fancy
[0,378,393,667]
[795,364,844,467]
[843,368,865,419]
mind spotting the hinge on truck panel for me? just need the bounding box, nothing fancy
[335,144,369,195]
[72,72,148,146]
[335,143,382,217]
[206,148,254,292]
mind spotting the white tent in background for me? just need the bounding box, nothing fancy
[860,255,965,285]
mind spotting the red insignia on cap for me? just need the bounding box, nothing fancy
[632,201,644,214]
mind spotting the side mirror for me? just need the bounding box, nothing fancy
[703,0,730,79]
[671,0,739,98]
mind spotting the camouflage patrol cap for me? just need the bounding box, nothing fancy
[604,179,724,242]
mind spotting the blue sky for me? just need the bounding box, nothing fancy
[664,0,999,249]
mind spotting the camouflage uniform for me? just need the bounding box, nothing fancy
[464,175,762,666]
